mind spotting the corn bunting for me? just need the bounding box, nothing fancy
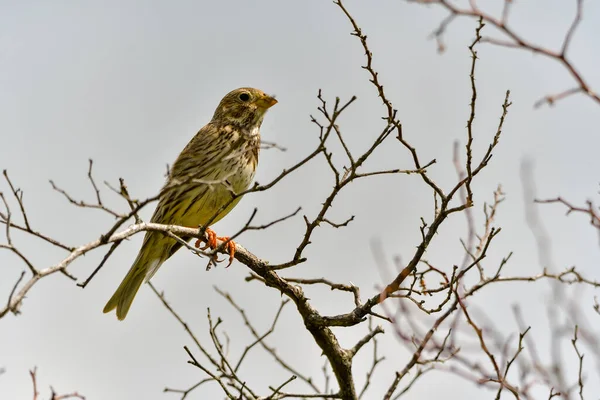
[103,87,277,320]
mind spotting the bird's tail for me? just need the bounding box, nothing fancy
[103,235,164,320]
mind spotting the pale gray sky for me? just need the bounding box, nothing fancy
[1,1,599,399]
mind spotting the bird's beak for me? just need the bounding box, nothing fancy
[256,95,278,109]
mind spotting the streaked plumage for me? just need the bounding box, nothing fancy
[103,87,277,320]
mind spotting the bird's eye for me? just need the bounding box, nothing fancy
[239,92,251,102]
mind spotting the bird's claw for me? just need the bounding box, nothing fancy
[194,228,236,267]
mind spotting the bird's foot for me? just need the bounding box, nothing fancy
[195,228,236,267]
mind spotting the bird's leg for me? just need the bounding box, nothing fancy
[194,228,236,267]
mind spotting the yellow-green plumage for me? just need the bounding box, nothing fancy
[103,87,277,320]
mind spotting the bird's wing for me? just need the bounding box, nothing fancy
[150,122,239,225]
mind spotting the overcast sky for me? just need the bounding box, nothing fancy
[1,1,599,399]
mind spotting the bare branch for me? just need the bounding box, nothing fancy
[29,367,85,400]
[571,325,586,400]
[49,161,124,219]
[347,325,384,358]
[412,0,599,106]
[214,287,320,393]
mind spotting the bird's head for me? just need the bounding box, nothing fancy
[212,87,277,128]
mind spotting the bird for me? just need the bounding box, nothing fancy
[103,87,277,320]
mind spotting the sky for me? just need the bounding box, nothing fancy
[1,0,599,399]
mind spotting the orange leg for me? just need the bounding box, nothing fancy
[194,228,236,267]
